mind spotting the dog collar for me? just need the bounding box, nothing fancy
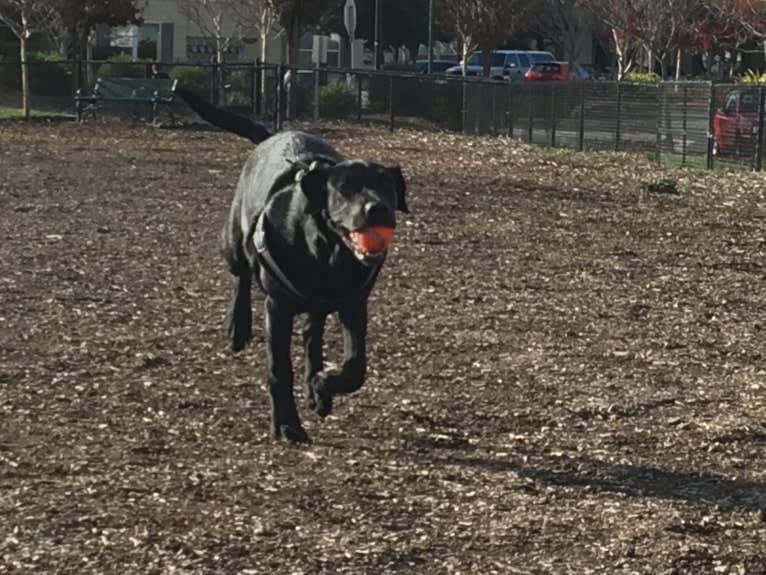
[253,212,381,308]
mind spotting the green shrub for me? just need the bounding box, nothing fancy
[96,54,146,78]
[170,65,208,95]
[0,52,72,96]
[318,80,355,118]
[623,71,658,83]
[29,52,72,96]
[224,68,252,107]
[737,69,766,84]
[641,177,678,194]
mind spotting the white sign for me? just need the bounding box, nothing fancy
[344,0,357,39]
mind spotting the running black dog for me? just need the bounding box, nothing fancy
[178,89,409,443]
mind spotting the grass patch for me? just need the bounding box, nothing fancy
[0,107,73,120]
[656,151,748,172]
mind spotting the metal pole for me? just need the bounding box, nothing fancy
[755,85,765,171]
[578,80,586,151]
[389,74,394,131]
[549,83,557,148]
[427,0,433,74]
[682,84,688,166]
[374,0,379,70]
[707,82,715,169]
[313,63,320,125]
[615,81,622,152]
[507,80,514,138]
[255,58,262,116]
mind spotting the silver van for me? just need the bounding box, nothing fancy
[445,49,555,80]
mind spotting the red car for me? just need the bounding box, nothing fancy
[524,61,569,81]
[712,88,759,156]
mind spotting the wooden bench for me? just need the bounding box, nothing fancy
[75,77,178,124]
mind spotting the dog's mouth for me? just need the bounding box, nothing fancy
[341,226,394,265]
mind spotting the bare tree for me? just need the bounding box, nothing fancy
[700,0,766,75]
[584,0,702,79]
[177,0,252,67]
[436,0,533,77]
[254,1,276,63]
[48,0,143,60]
[0,0,59,118]
[533,0,593,67]
[265,0,336,67]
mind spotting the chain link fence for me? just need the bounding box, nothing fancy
[2,58,766,171]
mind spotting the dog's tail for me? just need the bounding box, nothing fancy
[176,88,271,144]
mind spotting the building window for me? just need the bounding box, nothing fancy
[298,32,340,67]
[110,23,171,61]
[186,36,243,63]
[137,23,159,60]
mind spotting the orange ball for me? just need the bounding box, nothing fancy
[353,226,394,253]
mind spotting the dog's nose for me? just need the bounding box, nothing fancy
[364,201,390,223]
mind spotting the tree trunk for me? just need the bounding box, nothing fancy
[675,48,682,81]
[216,39,225,107]
[20,32,30,120]
[461,40,470,77]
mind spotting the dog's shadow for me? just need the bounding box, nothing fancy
[437,451,766,513]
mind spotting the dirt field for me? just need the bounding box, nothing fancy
[2,117,766,574]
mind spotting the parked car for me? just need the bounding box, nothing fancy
[445,50,555,80]
[711,88,760,156]
[415,59,459,75]
[570,64,594,80]
[524,61,569,81]
[527,51,557,64]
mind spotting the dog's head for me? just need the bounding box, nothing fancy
[297,160,409,266]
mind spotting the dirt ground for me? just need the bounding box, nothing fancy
[2,117,766,575]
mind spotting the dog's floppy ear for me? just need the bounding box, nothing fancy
[296,162,329,212]
[388,165,409,213]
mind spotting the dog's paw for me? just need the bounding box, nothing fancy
[226,317,252,353]
[307,371,338,418]
[275,423,311,445]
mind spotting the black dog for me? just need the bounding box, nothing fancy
[178,90,409,443]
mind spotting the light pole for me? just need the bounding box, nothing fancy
[427,0,433,74]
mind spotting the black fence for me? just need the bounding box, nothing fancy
[1,58,765,171]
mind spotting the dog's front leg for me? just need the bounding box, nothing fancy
[308,302,367,418]
[264,297,309,443]
[302,311,327,410]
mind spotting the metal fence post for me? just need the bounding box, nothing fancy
[655,82,663,164]
[357,73,363,121]
[209,63,217,106]
[615,81,622,152]
[507,80,515,138]
[461,78,467,134]
[682,84,688,165]
[275,63,284,131]
[756,85,765,171]
[388,74,395,131]
[254,58,262,117]
[549,83,557,148]
[706,82,715,169]
[249,61,257,117]
[313,64,320,124]
[578,80,586,151]
[527,82,533,143]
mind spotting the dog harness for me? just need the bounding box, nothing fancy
[253,211,382,308]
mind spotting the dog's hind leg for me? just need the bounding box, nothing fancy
[226,271,252,352]
[264,296,309,444]
[222,208,253,352]
[307,302,368,418]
